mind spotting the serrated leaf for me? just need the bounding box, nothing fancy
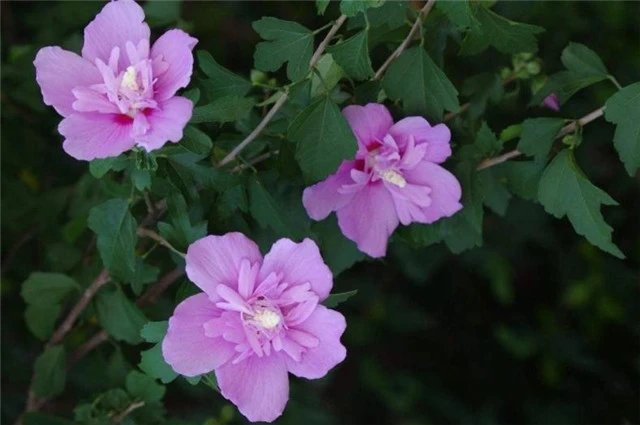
[96,287,148,344]
[197,51,252,99]
[140,321,169,343]
[323,290,358,307]
[604,82,640,176]
[474,122,502,155]
[87,199,137,281]
[340,0,384,17]
[516,117,566,162]
[190,96,254,124]
[126,371,165,403]
[460,6,544,55]
[310,54,344,97]
[288,97,358,181]
[253,17,314,82]
[89,155,129,179]
[383,46,459,120]
[139,343,178,384]
[327,30,373,81]
[437,0,477,29]
[157,193,207,251]
[561,42,609,78]
[537,150,624,258]
[130,259,160,296]
[33,345,66,398]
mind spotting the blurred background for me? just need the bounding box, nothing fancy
[2,1,639,424]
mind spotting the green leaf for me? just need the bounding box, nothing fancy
[131,168,151,191]
[327,30,374,80]
[87,199,137,281]
[437,0,477,29]
[310,54,344,97]
[561,42,609,78]
[248,178,305,239]
[190,96,254,124]
[33,345,66,398]
[180,125,213,158]
[21,272,79,305]
[96,286,148,344]
[139,343,178,384]
[140,321,168,343]
[460,73,504,119]
[253,17,314,82]
[460,6,544,55]
[604,82,640,176]
[340,0,384,17]
[25,303,61,341]
[288,97,358,181]
[197,51,252,99]
[89,155,128,179]
[478,167,511,216]
[125,371,165,403]
[143,0,181,27]
[323,290,358,307]
[516,117,566,162]
[157,193,207,251]
[383,46,459,120]
[494,161,545,201]
[316,0,330,15]
[23,413,75,425]
[129,259,160,296]
[312,216,365,276]
[537,150,624,258]
[474,121,502,155]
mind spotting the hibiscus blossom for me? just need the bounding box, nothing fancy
[34,0,197,160]
[303,103,462,258]
[162,233,347,423]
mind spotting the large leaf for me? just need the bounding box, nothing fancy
[460,6,544,55]
[383,46,459,120]
[253,17,314,82]
[537,150,624,258]
[561,42,609,79]
[327,30,374,80]
[288,97,358,181]
[197,50,252,99]
[516,117,566,162]
[125,371,165,403]
[604,82,640,176]
[437,0,477,30]
[139,344,178,384]
[95,286,148,344]
[87,199,137,281]
[33,345,66,398]
[190,96,254,124]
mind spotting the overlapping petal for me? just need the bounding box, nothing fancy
[342,104,394,149]
[59,113,135,160]
[151,29,198,101]
[134,96,193,151]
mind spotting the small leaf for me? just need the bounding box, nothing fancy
[89,155,128,179]
[340,0,384,17]
[180,125,213,158]
[125,371,165,403]
[383,46,459,120]
[129,259,160,296]
[253,17,314,82]
[131,168,151,191]
[140,321,169,343]
[139,344,178,384]
[197,51,252,99]
[87,199,137,281]
[561,42,609,79]
[327,30,374,80]
[460,6,544,55]
[96,286,148,344]
[323,290,358,308]
[437,0,477,30]
[516,117,566,162]
[248,178,305,239]
[33,345,66,398]
[316,0,330,15]
[310,54,344,97]
[604,82,640,176]
[537,150,624,258]
[288,97,358,181]
[190,96,254,124]
[21,272,79,305]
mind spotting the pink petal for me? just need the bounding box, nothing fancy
[260,239,333,301]
[285,305,347,379]
[387,183,433,225]
[403,160,463,222]
[388,117,452,164]
[162,293,236,377]
[216,354,289,423]
[151,29,198,101]
[336,182,399,258]
[303,160,357,220]
[134,96,193,152]
[185,233,263,297]
[59,113,135,160]
[542,93,561,111]
[33,47,103,117]
[342,103,394,149]
[82,0,150,70]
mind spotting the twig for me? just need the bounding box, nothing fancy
[137,228,185,258]
[113,401,145,423]
[231,150,280,173]
[216,15,348,168]
[373,0,436,80]
[476,106,606,171]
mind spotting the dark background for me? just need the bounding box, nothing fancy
[2,1,639,424]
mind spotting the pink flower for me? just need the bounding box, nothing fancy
[33,0,197,160]
[162,233,347,423]
[302,103,462,258]
[542,93,560,111]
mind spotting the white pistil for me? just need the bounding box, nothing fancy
[380,169,407,188]
[253,309,281,330]
[121,66,139,91]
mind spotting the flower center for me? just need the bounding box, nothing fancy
[379,169,407,188]
[252,309,281,330]
[120,66,140,92]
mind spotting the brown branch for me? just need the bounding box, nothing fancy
[373,0,436,80]
[216,15,348,168]
[113,401,145,423]
[476,106,606,171]
[137,228,185,258]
